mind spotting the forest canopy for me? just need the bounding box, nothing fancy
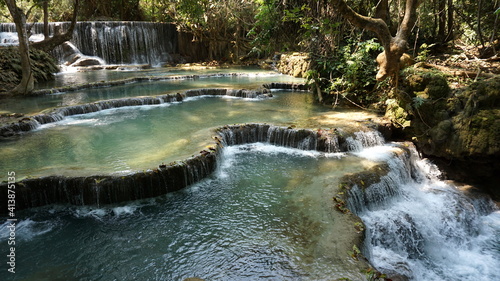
[1,0,497,57]
[1,0,498,96]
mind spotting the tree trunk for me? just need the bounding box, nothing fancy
[438,0,446,41]
[374,0,390,26]
[330,0,422,81]
[5,0,34,95]
[234,23,241,63]
[31,0,80,52]
[43,1,49,39]
[477,0,485,48]
[445,0,454,42]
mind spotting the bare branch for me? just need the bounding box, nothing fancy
[31,0,80,52]
[397,0,422,40]
[330,0,392,48]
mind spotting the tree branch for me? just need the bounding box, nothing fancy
[31,0,80,52]
[397,0,422,40]
[330,0,392,48]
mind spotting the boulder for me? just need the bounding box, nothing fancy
[276,52,311,78]
[61,41,104,67]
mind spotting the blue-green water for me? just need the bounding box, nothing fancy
[1,67,498,281]
[0,144,369,281]
[0,91,329,180]
[3,69,301,114]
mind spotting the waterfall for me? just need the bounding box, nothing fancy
[0,124,384,212]
[0,22,178,65]
[217,124,343,152]
[344,142,500,281]
[344,130,385,152]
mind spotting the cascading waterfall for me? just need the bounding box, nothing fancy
[216,124,345,153]
[0,22,177,65]
[345,142,500,281]
[0,108,498,280]
[0,124,382,212]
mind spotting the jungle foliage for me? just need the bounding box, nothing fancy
[1,0,498,98]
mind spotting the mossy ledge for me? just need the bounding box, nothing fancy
[0,123,365,213]
[0,46,59,93]
[386,72,500,200]
[0,88,273,137]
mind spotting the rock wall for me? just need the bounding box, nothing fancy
[385,71,500,199]
[276,52,311,78]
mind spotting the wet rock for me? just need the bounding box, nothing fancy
[61,41,105,67]
[386,74,500,199]
[262,82,309,91]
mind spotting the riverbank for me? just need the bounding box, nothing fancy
[0,46,59,93]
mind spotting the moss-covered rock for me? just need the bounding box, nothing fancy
[386,73,500,199]
[406,71,450,99]
[0,46,59,93]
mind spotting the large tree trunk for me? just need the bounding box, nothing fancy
[31,0,80,52]
[438,0,446,40]
[329,0,422,81]
[43,0,49,39]
[374,0,390,26]
[5,0,34,94]
[445,0,454,42]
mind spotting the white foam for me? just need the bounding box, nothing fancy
[356,142,500,281]
[112,206,138,216]
[0,218,56,241]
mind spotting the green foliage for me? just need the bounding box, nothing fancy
[412,96,426,109]
[347,244,361,261]
[415,43,435,63]
[248,0,277,49]
[364,267,388,281]
[306,39,383,105]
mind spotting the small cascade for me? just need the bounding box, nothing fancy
[0,150,219,212]
[344,130,385,152]
[262,82,309,91]
[341,141,500,280]
[217,124,388,153]
[0,22,178,65]
[0,89,271,137]
[344,144,414,214]
[0,123,385,212]
[216,124,342,152]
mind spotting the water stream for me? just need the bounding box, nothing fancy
[0,144,374,281]
[349,145,500,281]
[0,88,324,180]
[2,69,300,114]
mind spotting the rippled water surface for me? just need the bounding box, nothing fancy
[0,144,369,281]
[1,67,499,281]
